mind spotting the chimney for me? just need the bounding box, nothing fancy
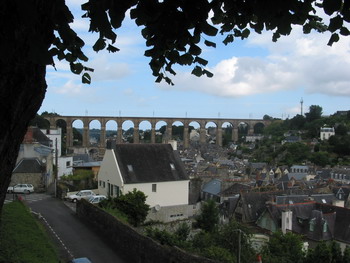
[281,210,293,234]
[168,140,177,151]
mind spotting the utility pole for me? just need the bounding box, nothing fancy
[55,138,58,197]
[238,229,241,263]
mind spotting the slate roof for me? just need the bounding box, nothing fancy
[263,202,335,241]
[74,161,101,167]
[315,169,332,180]
[23,127,51,147]
[73,154,93,163]
[202,179,222,195]
[13,158,43,173]
[317,203,350,243]
[113,144,188,184]
[238,191,284,223]
[220,183,252,197]
[276,194,334,205]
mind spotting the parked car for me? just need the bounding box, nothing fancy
[67,190,96,203]
[7,184,34,194]
[69,257,92,263]
[88,195,107,204]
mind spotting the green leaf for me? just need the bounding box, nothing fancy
[194,56,208,66]
[179,53,193,65]
[189,44,202,56]
[82,73,91,84]
[155,74,164,83]
[70,63,84,75]
[327,33,340,46]
[93,38,106,52]
[78,52,89,62]
[202,22,218,37]
[49,48,59,57]
[328,16,343,32]
[340,27,350,36]
[241,28,250,39]
[204,40,216,48]
[203,69,213,78]
[83,66,94,72]
[323,0,342,15]
[107,44,120,53]
[223,34,234,45]
[65,53,75,63]
[191,66,203,77]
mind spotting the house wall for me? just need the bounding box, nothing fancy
[41,128,62,158]
[256,212,278,232]
[98,149,123,196]
[98,149,190,208]
[57,156,73,178]
[124,180,189,207]
[146,203,201,223]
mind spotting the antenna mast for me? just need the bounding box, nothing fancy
[300,98,303,116]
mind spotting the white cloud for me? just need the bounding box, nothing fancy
[53,80,84,95]
[89,55,131,81]
[159,27,350,98]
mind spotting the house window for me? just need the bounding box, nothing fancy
[170,163,175,170]
[114,185,120,197]
[99,180,102,186]
[103,181,105,188]
[127,165,133,172]
[152,184,157,192]
[66,161,71,167]
[323,221,328,233]
[110,184,114,196]
[309,218,316,232]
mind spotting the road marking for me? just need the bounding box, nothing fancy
[31,210,75,260]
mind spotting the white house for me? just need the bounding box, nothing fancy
[320,127,335,141]
[41,128,73,178]
[98,144,190,208]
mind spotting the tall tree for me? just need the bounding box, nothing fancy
[1,0,350,213]
[196,199,219,232]
[262,231,305,263]
[305,105,323,122]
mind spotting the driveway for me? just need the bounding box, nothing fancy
[17,193,126,263]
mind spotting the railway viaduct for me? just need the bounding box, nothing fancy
[43,115,270,149]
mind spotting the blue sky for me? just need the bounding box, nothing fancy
[40,0,350,127]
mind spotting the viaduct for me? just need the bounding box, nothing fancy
[44,115,270,149]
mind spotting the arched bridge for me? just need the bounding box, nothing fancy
[43,115,270,149]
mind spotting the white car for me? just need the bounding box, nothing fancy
[7,184,34,194]
[88,195,107,204]
[68,190,96,203]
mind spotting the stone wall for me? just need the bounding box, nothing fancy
[10,173,42,189]
[76,200,218,263]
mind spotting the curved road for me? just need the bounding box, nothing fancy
[22,193,125,263]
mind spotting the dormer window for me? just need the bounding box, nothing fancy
[323,220,328,233]
[127,165,133,172]
[170,163,175,170]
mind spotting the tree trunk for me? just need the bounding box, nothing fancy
[0,0,55,213]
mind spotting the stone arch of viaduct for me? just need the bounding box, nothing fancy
[44,116,270,149]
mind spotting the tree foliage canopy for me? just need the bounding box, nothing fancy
[8,0,350,85]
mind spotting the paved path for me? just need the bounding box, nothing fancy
[6,193,126,263]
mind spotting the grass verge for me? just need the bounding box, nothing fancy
[0,201,60,263]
